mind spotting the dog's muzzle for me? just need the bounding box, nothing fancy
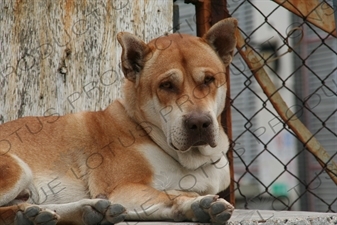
[171,112,217,151]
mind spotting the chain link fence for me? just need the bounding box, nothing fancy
[176,0,337,213]
[228,0,337,212]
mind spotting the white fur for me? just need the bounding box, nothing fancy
[29,174,89,205]
[138,143,230,195]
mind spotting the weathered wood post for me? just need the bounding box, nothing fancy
[0,1,172,122]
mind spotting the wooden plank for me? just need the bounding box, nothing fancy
[273,0,337,37]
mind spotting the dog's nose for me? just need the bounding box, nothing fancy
[185,113,212,131]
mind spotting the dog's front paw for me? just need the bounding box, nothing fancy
[82,199,126,225]
[15,206,59,225]
[191,195,234,224]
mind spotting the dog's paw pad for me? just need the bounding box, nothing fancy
[34,211,58,225]
[192,195,233,224]
[104,204,126,224]
[191,201,210,222]
[210,201,232,222]
[82,200,126,225]
[16,206,59,225]
[15,211,33,225]
[200,195,218,209]
[210,201,226,214]
[94,199,111,214]
[23,206,40,219]
[82,205,104,224]
[212,210,232,223]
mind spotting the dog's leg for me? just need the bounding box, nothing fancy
[0,154,60,225]
[1,199,125,225]
[0,203,59,225]
[0,154,33,207]
[4,199,126,225]
[41,199,126,225]
[108,184,234,224]
[3,188,233,224]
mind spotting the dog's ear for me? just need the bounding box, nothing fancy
[203,18,237,65]
[117,32,150,83]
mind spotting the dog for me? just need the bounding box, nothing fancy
[0,18,237,225]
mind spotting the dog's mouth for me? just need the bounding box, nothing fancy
[170,123,218,152]
[170,142,181,151]
[170,140,210,152]
[193,140,208,146]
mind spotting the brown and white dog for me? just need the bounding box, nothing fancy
[0,18,237,225]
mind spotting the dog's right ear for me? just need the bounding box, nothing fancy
[203,18,237,65]
[117,32,151,83]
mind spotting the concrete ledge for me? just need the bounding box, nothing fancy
[119,209,337,224]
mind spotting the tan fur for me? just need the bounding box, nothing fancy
[0,18,238,225]
[0,155,22,194]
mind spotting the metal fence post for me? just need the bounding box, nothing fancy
[333,0,337,32]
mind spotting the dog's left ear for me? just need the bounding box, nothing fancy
[117,32,151,83]
[203,18,238,65]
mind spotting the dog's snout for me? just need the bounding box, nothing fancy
[177,112,216,149]
[185,113,212,131]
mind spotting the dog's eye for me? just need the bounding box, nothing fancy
[204,76,215,85]
[160,81,174,90]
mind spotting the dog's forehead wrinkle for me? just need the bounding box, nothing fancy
[162,70,182,81]
[191,68,216,83]
[150,34,214,60]
[146,37,225,84]
[149,33,199,47]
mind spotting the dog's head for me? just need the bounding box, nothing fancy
[117,18,237,166]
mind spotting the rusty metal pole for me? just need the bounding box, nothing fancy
[333,0,337,34]
[193,0,235,206]
[195,0,212,37]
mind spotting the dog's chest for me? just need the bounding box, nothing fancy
[139,145,229,194]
